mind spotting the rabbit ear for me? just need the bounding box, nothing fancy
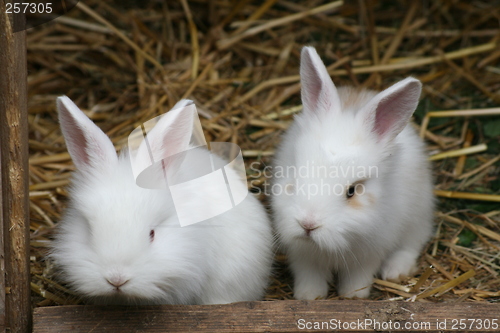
[360,77,422,143]
[133,99,196,180]
[57,96,117,171]
[300,46,342,114]
[129,100,201,189]
[141,99,195,163]
[172,99,194,111]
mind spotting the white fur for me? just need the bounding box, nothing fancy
[271,47,434,299]
[51,97,273,305]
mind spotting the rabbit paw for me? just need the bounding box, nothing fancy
[381,250,418,282]
[294,281,329,300]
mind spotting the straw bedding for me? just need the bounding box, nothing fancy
[27,0,500,306]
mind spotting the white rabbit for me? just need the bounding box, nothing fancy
[271,47,434,299]
[51,96,273,305]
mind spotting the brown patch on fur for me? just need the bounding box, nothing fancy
[337,86,377,114]
[351,134,363,146]
[347,194,363,209]
[336,87,378,146]
[367,193,376,205]
[348,193,376,209]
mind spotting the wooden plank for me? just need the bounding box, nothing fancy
[0,159,4,330]
[33,301,500,332]
[0,1,32,332]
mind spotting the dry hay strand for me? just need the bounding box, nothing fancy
[28,0,500,306]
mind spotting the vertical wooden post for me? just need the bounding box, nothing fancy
[0,1,32,332]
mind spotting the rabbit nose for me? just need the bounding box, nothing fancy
[299,221,320,236]
[106,276,129,289]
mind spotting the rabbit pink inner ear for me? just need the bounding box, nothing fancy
[140,101,195,169]
[363,77,422,142]
[59,108,91,166]
[57,96,117,171]
[300,46,341,114]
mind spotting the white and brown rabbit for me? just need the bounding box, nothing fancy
[271,47,434,299]
[51,97,273,305]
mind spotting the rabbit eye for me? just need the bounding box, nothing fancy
[346,185,355,198]
[149,229,155,242]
